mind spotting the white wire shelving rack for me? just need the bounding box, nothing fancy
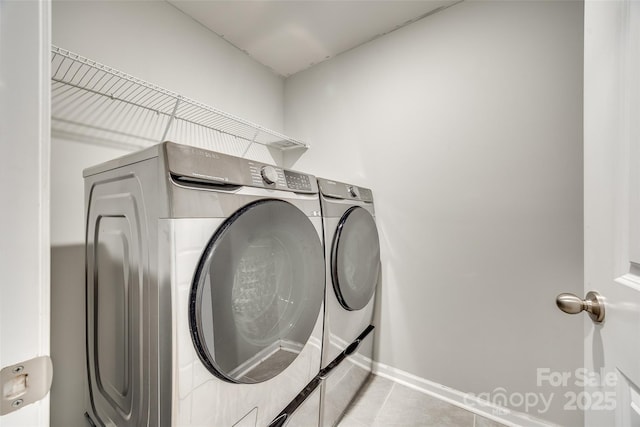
[51,45,309,155]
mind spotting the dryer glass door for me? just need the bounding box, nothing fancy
[331,206,381,311]
[190,199,324,384]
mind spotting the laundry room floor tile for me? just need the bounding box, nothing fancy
[474,415,509,427]
[338,375,394,426]
[337,375,509,427]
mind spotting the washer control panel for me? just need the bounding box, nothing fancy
[248,161,315,193]
[166,142,317,193]
[284,170,313,192]
[249,163,286,188]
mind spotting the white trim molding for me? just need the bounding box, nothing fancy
[372,362,558,427]
[0,0,51,425]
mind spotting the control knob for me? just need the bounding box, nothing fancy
[261,166,279,184]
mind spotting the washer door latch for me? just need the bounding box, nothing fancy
[1,356,53,416]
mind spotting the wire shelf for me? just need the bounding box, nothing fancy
[51,45,309,154]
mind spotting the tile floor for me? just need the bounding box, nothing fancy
[337,375,507,427]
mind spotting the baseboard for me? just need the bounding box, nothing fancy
[372,362,557,427]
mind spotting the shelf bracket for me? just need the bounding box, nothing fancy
[161,96,182,142]
[241,128,261,158]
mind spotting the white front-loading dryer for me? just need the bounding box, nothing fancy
[84,142,325,426]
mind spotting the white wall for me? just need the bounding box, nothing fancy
[50,2,286,426]
[52,0,284,133]
[284,1,584,425]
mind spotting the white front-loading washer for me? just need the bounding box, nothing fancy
[84,141,325,426]
[316,178,381,427]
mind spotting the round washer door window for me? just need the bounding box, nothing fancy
[189,199,324,384]
[331,206,381,311]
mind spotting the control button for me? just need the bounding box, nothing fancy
[261,166,279,184]
[283,171,312,191]
[348,186,358,198]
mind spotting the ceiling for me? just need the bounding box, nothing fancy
[167,0,460,77]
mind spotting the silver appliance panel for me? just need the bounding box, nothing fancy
[85,172,157,427]
[320,326,374,427]
[169,217,324,426]
[268,376,322,427]
[168,182,321,219]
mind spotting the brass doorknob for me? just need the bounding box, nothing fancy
[556,291,605,323]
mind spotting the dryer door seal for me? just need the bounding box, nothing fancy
[331,206,381,311]
[189,199,324,384]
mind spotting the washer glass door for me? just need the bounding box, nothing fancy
[331,206,381,311]
[190,199,324,383]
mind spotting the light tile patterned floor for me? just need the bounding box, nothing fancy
[337,375,507,427]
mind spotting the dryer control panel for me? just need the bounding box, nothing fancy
[317,178,374,202]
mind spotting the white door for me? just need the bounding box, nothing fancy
[583,0,640,425]
[0,0,51,426]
